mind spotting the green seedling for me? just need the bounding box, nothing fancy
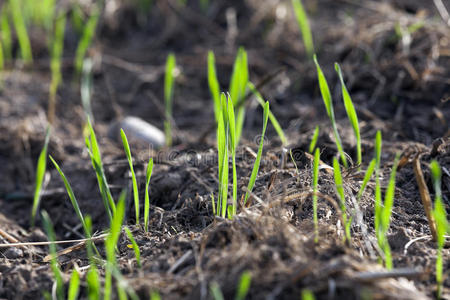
[313,55,348,168]
[84,215,101,300]
[164,53,176,147]
[244,101,269,205]
[48,13,66,125]
[309,125,319,153]
[81,58,94,121]
[301,289,316,300]
[125,227,141,267]
[144,158,154,232]
[291,0,314,58]
[335,63,361,167]
[229,47,248,144]
[74,9,98,77]
[376,153,400,269]
[41,210,64,300]
[374,131,382,239]
[31,127,51,227]
[0,40,4,70]
[247,82,287,146]
[357,158,376,201]
[333,157,352,242]
[430,160,448,298]
[68,269,80,300]
[120,129,139,224]
[150,290,161,300]
[49,156,91,239]
[104,190,126,300]
[216,94,229,217]
[9,0,32,63]
[227,94,238,217]
[86,120,116,221]
[70,4,85,36]
[312,148,320,243]
[1,6,12,61]
[210,282,224,300]
[208,51,221,122]
[235,270,252,300]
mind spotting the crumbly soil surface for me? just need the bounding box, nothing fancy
[0,0,449,299]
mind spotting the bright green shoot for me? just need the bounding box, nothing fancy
[235,270,252,300]
[164,53,176,147]
[430,160,448,298]
[49,156,91,239]
[74,9,99,77]
[301,289,316,300]
[86,120,116,221]
[67,269,80,300]
[244,101,270,205]
[357,158,376,201]
[229,47,248,144]
[41,210,64,300]
[144,158,154,232]
[312,148,320,243]
[48,13,66,125]
[309,125,319,153]
[247,82,287,146]
[227,94,238,218]
[1,6,13,61]
[332,158,351,242]
[376,153,400,269]
[31,127,51,227]
[104,190,127,300]
[335,63,361,167]
[210,282,224,300]
[208,51,221,122]
[313,55,348,168]
[125,227,141,268]
[120,129,139,224]
[216,94,229,217]
[374,131,382,236]
[291,0,315,58]
[9,0,32,63]
[81,58,94,122]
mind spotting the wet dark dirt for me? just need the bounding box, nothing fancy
[0,0,449,299]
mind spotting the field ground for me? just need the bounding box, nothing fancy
[0,0,449,299]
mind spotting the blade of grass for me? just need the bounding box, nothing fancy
[335,63,361,167]
[357,158,376,200]
[31,126,51,227]
[235,271,251,300]
[374,131,382,238]
[120,129,139,224]
[9,0,32,63]
[291,0,314,58]
[244,101,269,205]
[164,53,176,147]
[124,227,141,267]
[227,94,237,217]
[312,148,320,243]
[333,157,351,242]
[229,47,248,144]
[67,269,80,300]
[217,93,229,217]
[208,51,221,122]
[313,55,347,167]
[210,282,224,300]
[309,125,319,153]
[247,81,287,145]
[144,158,154,232]
[74,9,98,77]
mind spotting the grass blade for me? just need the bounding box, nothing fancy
[229,47,248,144]
[208,51,221,122]
[244,101,269,204]
[120,129,139,224]
[309,125,319,153]
[210,282,224,300]
[235,271,251,300]
[125,227,141,267]
[144,158,154,232]
[291,0,314,58]
[357,158,376,200]
[312,148,320,243]
[31,126,51,227]
[9,0,32,63]
[227,94,237,217]
[164,53,176,147]
[74,10,98,77]
[335,63,361,167]
[67,269,80,300]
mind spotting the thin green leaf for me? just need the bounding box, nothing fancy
[125,227,141,268]
[164,53,176,147]
[357,158,376,200]
[208,51,221,122]
[210,282,224,300]
[86,267,100,300]
[68,269,80,300]
[144,158,154,232]
[9,0,32,63]
[235,271,252,300]
[120,129,139,224]
[291,0,314,58]
[309,125,319,153]
[74,10,98,76]
[312,148,320,243]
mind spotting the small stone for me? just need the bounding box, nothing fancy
[109,116,165,149]
[4,247,23,259]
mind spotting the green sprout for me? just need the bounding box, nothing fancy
[120,129,139,224]
[144,158,154,232]
[235,270,252,300]
[357,158,376,201]
[313,55,348,168]
[312,148,320,243]
[41,210,64,300]
[164,52,176,147]
[374,131,382,242]
[335,63,361,167]
[81,58,94,122]
[31,127,51,227]
[9,0,32,63]
[227,94,238,217]
[216,94,229,218]
[125,227,141,268]
[291,0,314,58]
[333,157,352,243]
[74,9,99,77]
[309,125,319,153]
[430,160,448,298]
[68,269,80,300]
[208,51,221,122]
[210,282,224,300]
[301,289,316,300]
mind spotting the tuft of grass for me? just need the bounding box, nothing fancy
[120,129,139,224]
[125,227,141,268]
[74,9,99,77]
[164,53,176,147]
[144,158,154,232]
[357,158,376,201]
[244,101,270,205]
[312,148,320,243]
[313,55,347,168]
[67,269,80,300]
[31,126,51,227]
[48,13,66,125]
[430,160,448,298]
[247,82,287,146]
[291,0,314,58]
[229,47,248,144]
[41,210,64,300]
[9,0,32,63]
[333,157,352,242]
[335,63,361,167]
[235,270,252,300]
[309,125,319,153]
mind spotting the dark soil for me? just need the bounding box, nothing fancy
[0,0,449,299]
